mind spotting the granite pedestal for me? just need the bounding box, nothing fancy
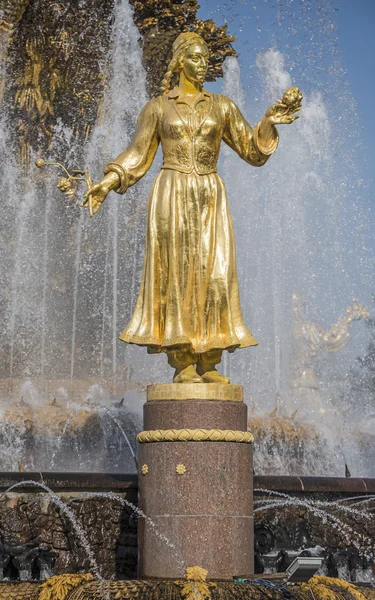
[137,383,254,580]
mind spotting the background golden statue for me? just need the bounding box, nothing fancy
[83,32,301,384]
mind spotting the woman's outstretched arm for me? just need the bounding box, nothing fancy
[82,97,161,215]
[221,89,300,167]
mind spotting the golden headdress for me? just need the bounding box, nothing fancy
[171,32,207,61]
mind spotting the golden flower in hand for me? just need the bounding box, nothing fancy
[57,177,72,193]
[281,86,303,112]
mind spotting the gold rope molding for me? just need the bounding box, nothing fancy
[137,428,254,444]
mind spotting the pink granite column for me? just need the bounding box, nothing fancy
[137,384,254,580]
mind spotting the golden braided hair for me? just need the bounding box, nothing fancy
[160,32,209,95]
[160,54,181,95]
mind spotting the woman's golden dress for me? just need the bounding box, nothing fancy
[104,87,278,355]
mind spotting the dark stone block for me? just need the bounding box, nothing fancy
[144,399,247,431]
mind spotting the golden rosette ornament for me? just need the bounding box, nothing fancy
[57,177,74,195]
[35,158,93,204]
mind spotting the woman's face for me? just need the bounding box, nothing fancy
[182,43,209,85]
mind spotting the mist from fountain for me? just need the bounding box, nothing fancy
[0,0,151,472]
[0,380,141,472]
[221,42,374,476]
[49,389,138,470]
[0,0,374,476]
[0,0,159,392]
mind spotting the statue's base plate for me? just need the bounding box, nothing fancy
[147,383,243,402]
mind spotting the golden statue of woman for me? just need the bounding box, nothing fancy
[83,32,301,385]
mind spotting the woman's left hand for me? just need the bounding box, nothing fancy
[264,86,302,126]
[264,101,301,125]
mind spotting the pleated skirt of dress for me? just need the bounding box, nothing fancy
[119,168,258,354]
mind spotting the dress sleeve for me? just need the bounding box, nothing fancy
[221,95,279,167]
[104,97,161,193]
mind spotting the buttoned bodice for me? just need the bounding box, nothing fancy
[159,89,222,175]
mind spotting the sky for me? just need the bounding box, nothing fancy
[336,0,375,166]
[198,0,375,192]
